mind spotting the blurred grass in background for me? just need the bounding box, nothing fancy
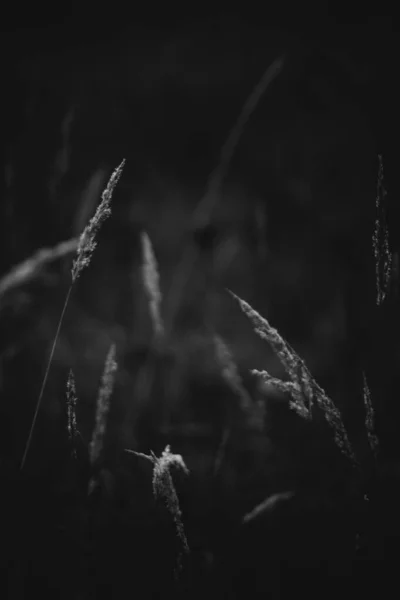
[0,16,399,598]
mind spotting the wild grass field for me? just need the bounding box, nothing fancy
[1,19,400,599]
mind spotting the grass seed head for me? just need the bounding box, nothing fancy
[0,238,78,300]
[125,445,190,579]
[72,159,125,282]
[373,155,392,306]
[213,333,253,414]
[229,289,358,466]
[66,369,79,458]
[362,372,379,460]
[89,343,118,467]
[227,289,311,414]
[140,231,164,342]
[152,445,190,578]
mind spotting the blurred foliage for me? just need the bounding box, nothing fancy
[1,18,400,598]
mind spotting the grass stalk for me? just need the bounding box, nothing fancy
[165,55,285,335]
[20,160,125,471]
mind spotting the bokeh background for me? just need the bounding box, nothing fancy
[1,15,400,597]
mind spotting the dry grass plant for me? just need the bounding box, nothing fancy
[20,159,125,470]
[227,290,358,466]
[125,444,190,579]
[10,46,397,598]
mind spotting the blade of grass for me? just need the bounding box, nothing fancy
[0,238,78,300]
[165,55,285,335]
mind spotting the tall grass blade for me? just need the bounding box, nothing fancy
[20,285,72,470]
[0,238,78,301]
[165,56,285,334]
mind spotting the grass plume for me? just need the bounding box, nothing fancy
[213,333,253,414]
[212,333,265,475]
[72,159,125,282]
[20,160,125,471]
[251,371,310,419]
[89,343,118,467]
[373,154,392,306]
[228,289,358,466]
[66,369,79,459]
[228,290,312,416]
[0,237,78,301]
[125,444,190,579]
[140,231,164,343]
[362,371,379,461]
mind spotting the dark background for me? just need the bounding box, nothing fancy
[1,14,400,599]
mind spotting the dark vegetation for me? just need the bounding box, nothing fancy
[1,16,400,599]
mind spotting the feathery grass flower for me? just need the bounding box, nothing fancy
[228,290,312,415]
[125,445,190,579]
[0,238,78,301]
[72,159,125,282]
[89,343,118,467]
[212,333,265,474]
[140,231,164,342]
[362,372,379,461]
[66,369,79,459]
[373,155,392,306]
[213,333,253,413]
[20,160,125,471]
[251,370,310,419]
[229,290,358,466]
